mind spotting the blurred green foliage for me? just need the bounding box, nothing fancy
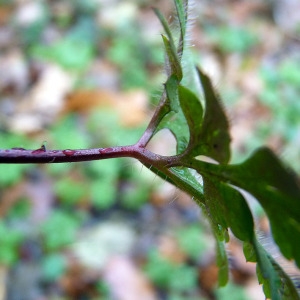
[32,37,95,71]
[176,225,208,261]
[41,210,80,251]
[207,26,258,53]
[50,115,90,150]
[14,2,49,46]
[145,249,198,293]
[215,282,250,300]
[88,160,119,209]
[54,178,88,207]
[41,253,67,281]
[258,58,300,172]
[107,27,162,90]
[7,198,31,220]
[0,221,24,265]
[0,133,33,187]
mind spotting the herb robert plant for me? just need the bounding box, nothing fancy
[1,1,300,299]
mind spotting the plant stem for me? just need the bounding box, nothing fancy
[137,92,170,148]
[0,142,207,204]
[0,146,138,164]
[0,144,180,166]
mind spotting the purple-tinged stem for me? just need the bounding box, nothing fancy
[0,145,139,164]
[0,144,180,167]
[137,92,169,148]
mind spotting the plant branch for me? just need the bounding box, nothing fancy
[0,145,140,164]
[0,143,182,166]
[0,141,204,201]
[136,92,170,148]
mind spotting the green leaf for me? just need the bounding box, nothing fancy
[216,239,229,287]
[193,147,300,266]
[162,34,183,80]
[166,74,180,112]
[196,68,231,164]
[254,240,280,300]
[174,0,187,40]
[153,8,175,49]
[174,0,188,57]
[200,177,231,286]
[243,241,256,263]
[245,239,300,300]
[141,163,206,206]
[154,0,188,65]
[155,77,189,154]
[216,183,254,242]
[203,177,228,239]
[169,167,204,201]
[198,174,253,288]
[178,85,203,154]
[269,257,300,300]
[223,148,300,265]
[203,176,254,242]
[156,111,189,154]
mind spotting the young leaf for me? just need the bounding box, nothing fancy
[196,68,231,164]
[154,2,184,80]
[138,163,206,209]
[155,110,189,154]
[254,239,281,300]
[155,76,189,153]
[174,0,187,41]
[269,257,300,300]
[165,74,180,112]
[203,177,254,242]
[245,239,300,300]
[169,167,204,200]
[174,0,188,57]
[216,239,229,287]
[196,185,229,286]
[178,85,203,153]
[214,182,254,242]
[161,34,183,80]
[153,8,175,47]
[203,177,229,240]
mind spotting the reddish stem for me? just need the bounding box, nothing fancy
[0,144,179,167]
[0,146,136,164]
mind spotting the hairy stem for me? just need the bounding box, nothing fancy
[0,146,138,164]
[0,143,181,166]
[137,92,170,148]
[0,142,204,201]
